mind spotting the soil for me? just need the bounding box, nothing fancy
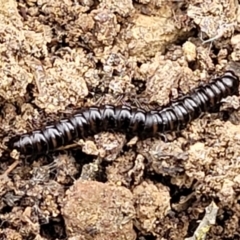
[0,0,240,239]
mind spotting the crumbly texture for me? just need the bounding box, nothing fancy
[1,0,240,239]
[61,180,136,240]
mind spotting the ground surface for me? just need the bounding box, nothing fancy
[0,0,240,239]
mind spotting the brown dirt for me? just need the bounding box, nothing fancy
[0,0,240,239]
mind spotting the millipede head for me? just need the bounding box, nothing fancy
[8,135,35,155]
[7,136,22,152]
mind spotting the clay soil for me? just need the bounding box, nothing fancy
[1,0,240,239]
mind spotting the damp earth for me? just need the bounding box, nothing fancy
[0,0,240,239]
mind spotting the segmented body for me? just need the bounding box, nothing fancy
[8,71,239,155]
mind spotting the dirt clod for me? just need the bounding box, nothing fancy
[62,180,136,240]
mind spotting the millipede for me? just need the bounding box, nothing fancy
[8,71,239,156]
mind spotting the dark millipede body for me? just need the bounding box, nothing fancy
[8,71,239,155]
